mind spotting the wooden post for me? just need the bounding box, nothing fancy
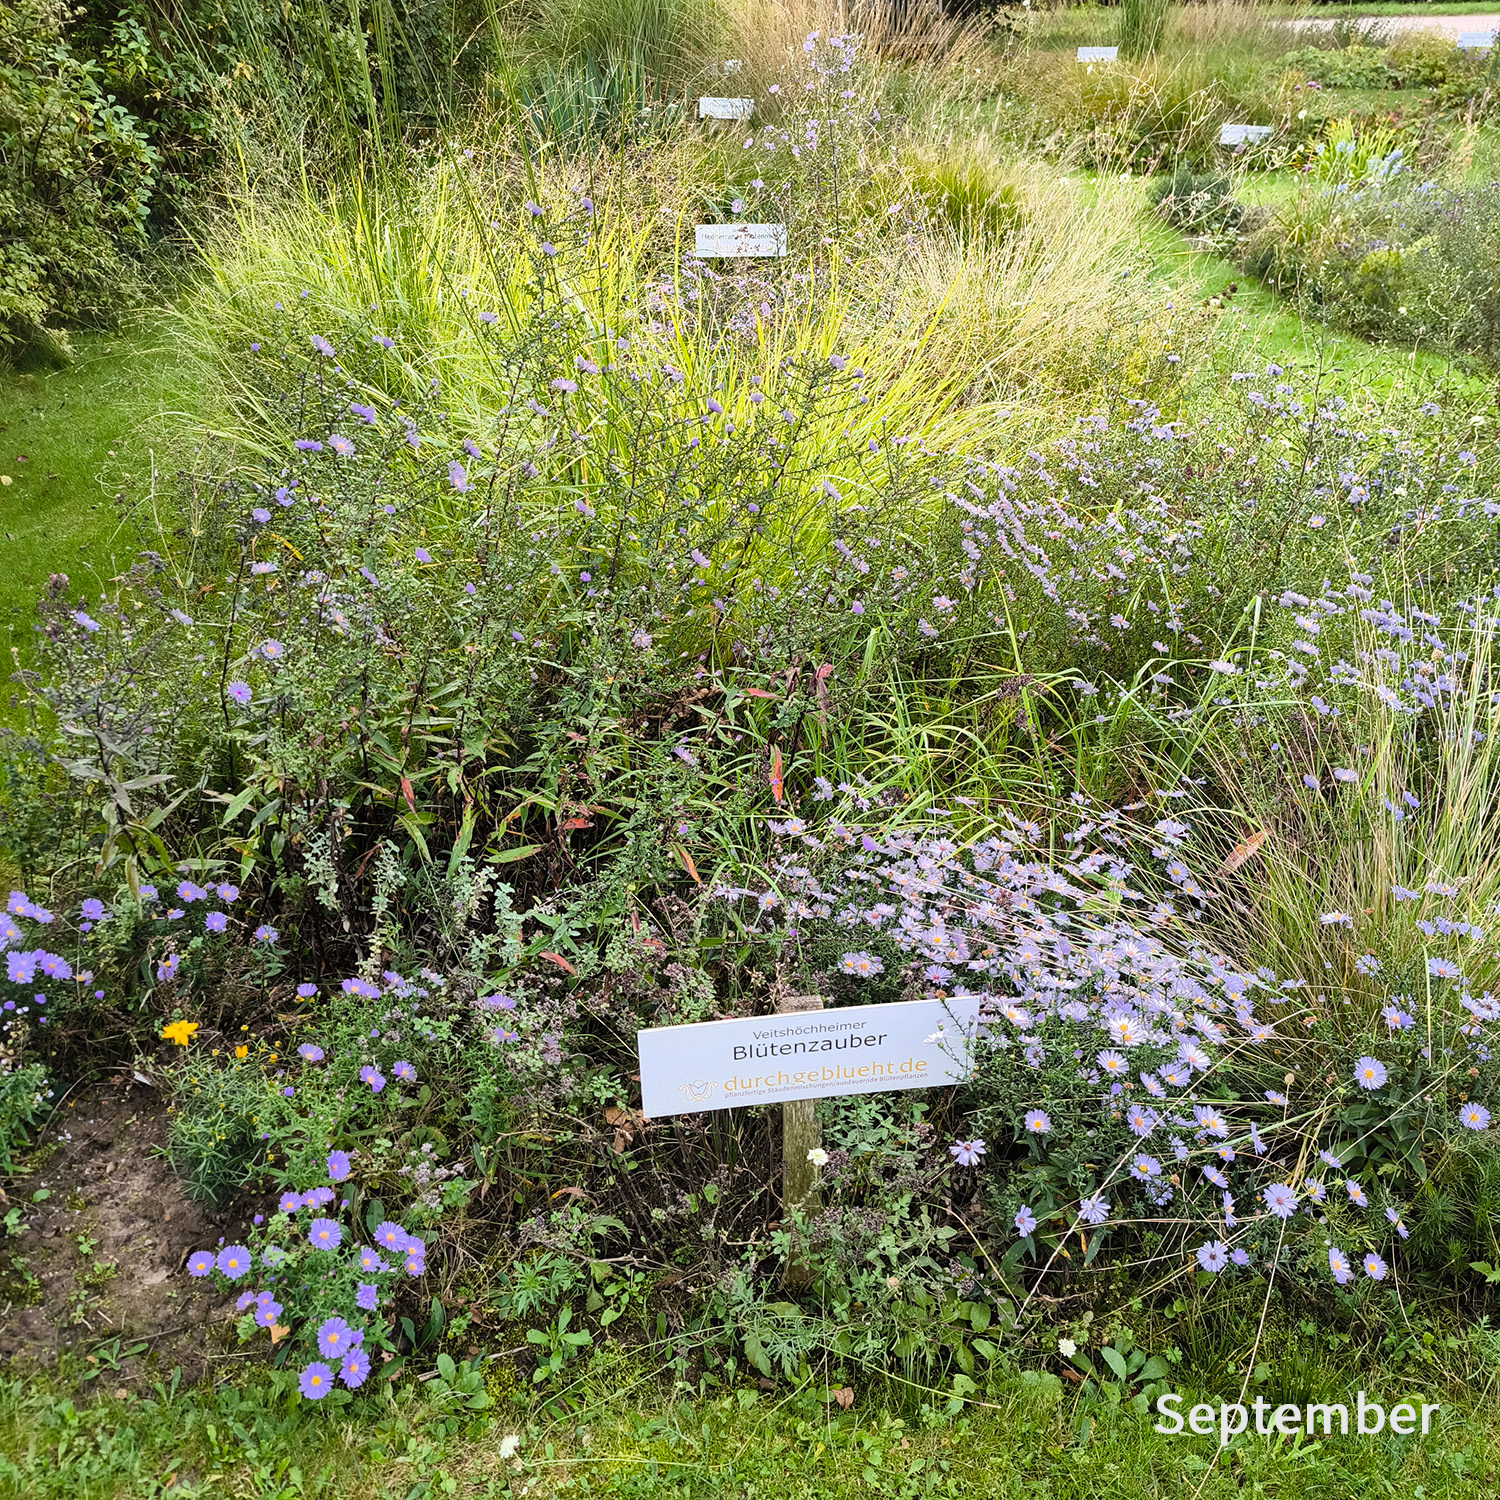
[779,992,823,1290]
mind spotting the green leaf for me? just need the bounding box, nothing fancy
[1100,1345,1129,1381]
[490,842,543,865]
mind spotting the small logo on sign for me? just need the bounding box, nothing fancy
[679,1080,719,1104]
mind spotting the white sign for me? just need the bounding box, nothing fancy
[694,222,787,258]
[637,997,980,1118]
[1219,123,1271,147]
[699,96,754,121]
[1458,31,1494,49]
[1078,46,1118,62]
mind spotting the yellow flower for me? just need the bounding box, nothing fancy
[235,1045,248,1059]
[160,1020,198,1047]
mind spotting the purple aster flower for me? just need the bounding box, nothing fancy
[949,1139,986,1168]
[298,1361,334,1400]
[80,898,107,922]
[1363,1252,1388,1281]
[1262,1183,1298,1218]
[310,335,335,357]
[1023,1109,1051,1134]
[329,433,355,457]
[1195,1240,1229,1273]
[279,1190,304,1213]
[359,1066,386,1093]
[251,508,272,522]
[216,1245,252,1280]
[316,1315,357,1357]
[339,1347,371,1388]
[308,1216,342,1249]
[253,1296,283,1328]
[392,1060,415,1082]
[327,1150,351,1182]
[403,1246,426,1276]
[356,1282,380,1311]
[296,984,317,999]
[350,402,377,423]
[1014,1206,1038,1236]
[1460,1103,1492,1130]
[205,911,228,934]
[448,460,469,492]
[414,548,431,564]
[357,1246,388,1274]
[254,925,279,942]
[216,884,239,902]
[375,1221,410,1252]
[1077,1195,1110,1226]
[226,681,253,706]
[298,1043,325,1063]
[186,1250,214,1277]
[1329,1247,1353,1284]
[1354,1056,1387,1089]
[73,611,101,632]
[304,1186,335,1208]
[259,639,284,661]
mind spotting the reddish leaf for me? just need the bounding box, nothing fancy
[769,745,784,804]
[814,662,833,721]
[400,776,417,815]
[743,687,780,699]
[540,950,576,974]
[674,844,701,883]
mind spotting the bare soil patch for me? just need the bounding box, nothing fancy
[0,1079,247,1383]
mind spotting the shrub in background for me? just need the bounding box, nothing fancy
[0,0,158,356]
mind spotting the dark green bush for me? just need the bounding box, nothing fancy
[1148,166,1239,234]
[0,0,158,352]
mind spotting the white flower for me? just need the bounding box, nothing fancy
[806,1148,829,1167]
[498,1435,522,1460]
[1057,1337,1078,1358]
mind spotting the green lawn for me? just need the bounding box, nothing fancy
[0,320,197,698]
[2,1349,1498,1499]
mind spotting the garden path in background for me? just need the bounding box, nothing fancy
[1290,12,1500,35]
[0,1079,240,1382]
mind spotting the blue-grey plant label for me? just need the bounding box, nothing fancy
[1219,123,1271,146]
[1078,46,1118,62]
[694,223,787,258]
[637,997,980,1117]
[699,97,754,120]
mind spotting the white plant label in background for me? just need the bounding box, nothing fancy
[1219,123,1272,147]
[698,97,754,121]
[637,997,981,1117]
[694,223,787,258]
[1458,31,1494,49]
[1078,46,1118,62]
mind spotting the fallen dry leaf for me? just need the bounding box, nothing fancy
[834,1386,855,1410]
[1217,829,1268,876]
